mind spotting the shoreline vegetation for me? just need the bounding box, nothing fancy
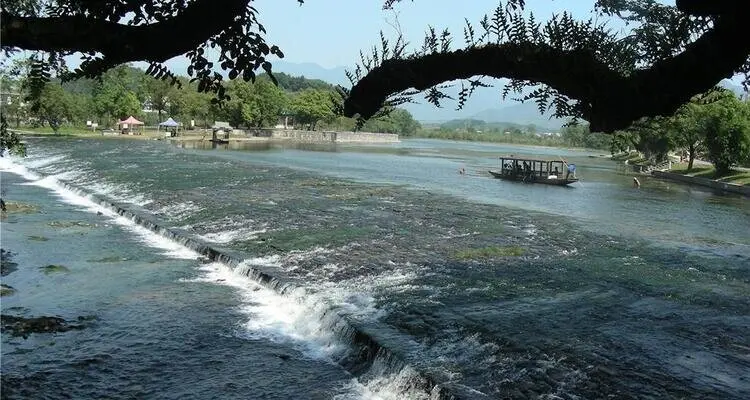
[611,151,750,194]
[1,64,613,153]
[11,126,614,154]
[668,163,750,186]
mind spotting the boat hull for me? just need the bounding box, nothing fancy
[488,170,578,186]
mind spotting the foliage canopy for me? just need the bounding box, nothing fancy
[343,0,750,132]
[1,0,748,136]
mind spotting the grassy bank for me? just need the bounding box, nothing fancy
[12,126,158,139]
[11,126,212,140]
[669,163,750,186]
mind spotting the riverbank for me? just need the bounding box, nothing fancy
[609,152,750,195]
[651,162,750,196]
[668,163,750,185]
[11,127,400,144]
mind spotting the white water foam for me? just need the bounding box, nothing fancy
[154,201,204,221]
[3,156,436,399]
[1,157,196,260]
[198,227,267,244]
[184,261,437,400]
[186,216,269,244]
[85,180,154,206]
[21,153,68,170]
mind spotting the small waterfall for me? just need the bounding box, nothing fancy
[1,157,487,400]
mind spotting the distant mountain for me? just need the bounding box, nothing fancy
[272,61,350,87]
[470,103,568,131]
[438,118,531,131]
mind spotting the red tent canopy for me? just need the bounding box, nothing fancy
[117,116,144,125]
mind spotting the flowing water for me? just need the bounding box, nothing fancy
[1,137,749,399]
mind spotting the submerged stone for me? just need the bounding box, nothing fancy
[28,235,50,242]
[87,256,130,263]
[454,246,525,260]
[1,201,39,214]
[1,249,19,277]
[40,264,71,274]
[1,284,16,297]
[48,220,94,228]
[0,314,93,339]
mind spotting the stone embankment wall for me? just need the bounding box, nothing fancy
[334,131,400,143]
[652,171,750,196]
[244,129,399,143]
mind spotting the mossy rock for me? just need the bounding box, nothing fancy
[40,264,70,274]
[2,201,39,214]
[1,249,19,277]
[28,235,50,242]
[0,314,92,339]
[454,246,525,260]
[48,220,94,228]
[1,284,16,297]
[87,256,129,263]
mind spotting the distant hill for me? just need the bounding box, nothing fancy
[259,71,334,92]
[271,61,350,87]
[438,118,531,132]
[469,103,568,131]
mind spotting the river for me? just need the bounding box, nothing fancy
[1,137,748,399]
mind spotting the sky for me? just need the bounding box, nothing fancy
[7,0,670,75]
[251,0,607,68]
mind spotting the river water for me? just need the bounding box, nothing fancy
[1,137,748,399]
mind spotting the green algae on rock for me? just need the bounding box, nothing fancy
[0,315,92,339]
[1,284,16,296]
[454,246,526,260]
[40,264,71,274]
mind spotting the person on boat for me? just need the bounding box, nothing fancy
[633,177,641,188]
[548,166,559,179]
[565,163,576,180]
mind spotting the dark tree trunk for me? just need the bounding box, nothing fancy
[715,164,730,177]
[687,143,696,171]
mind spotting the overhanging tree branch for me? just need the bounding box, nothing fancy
[344,9,750,133]
[343,43,623,124]
[1,0,249,63]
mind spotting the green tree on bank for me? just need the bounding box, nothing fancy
[611,88,750,175]
[36,83,73,135]
[698,92,750,175]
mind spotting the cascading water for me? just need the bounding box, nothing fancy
[3,138,749,400]
[0,154,466,399]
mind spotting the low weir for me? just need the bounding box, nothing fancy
[23,169,488,400]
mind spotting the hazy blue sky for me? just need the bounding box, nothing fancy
[253,0,610,68]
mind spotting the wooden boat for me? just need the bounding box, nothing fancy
[488,156,579,186]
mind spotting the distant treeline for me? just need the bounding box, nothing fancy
[0,63,422,135]
[416,118,612,150]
